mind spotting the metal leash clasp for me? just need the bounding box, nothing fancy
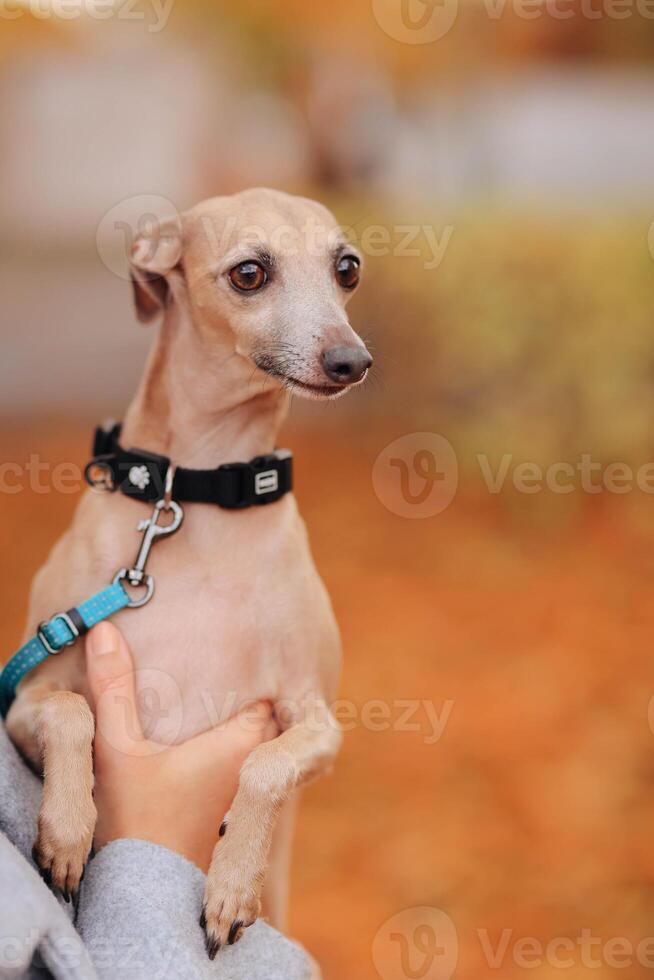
[113,467,184,608]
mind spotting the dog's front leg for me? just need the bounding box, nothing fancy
[7,686,97,898]
[201,700,342,957]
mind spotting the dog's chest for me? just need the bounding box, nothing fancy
[32,492,340,743]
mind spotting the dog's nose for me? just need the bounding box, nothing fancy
[322,346,373,385]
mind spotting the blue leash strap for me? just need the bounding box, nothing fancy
[1,492,185,718]
[0,582,130,718]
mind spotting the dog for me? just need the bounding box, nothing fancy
[5,188,372,956]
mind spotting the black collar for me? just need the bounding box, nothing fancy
[85,423,293,509]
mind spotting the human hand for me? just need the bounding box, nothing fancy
[85,621,277,872]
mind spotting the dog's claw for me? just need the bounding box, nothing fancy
[200,905,222,959]
[219,821,227,838]
[202,842,261,956]
[201,904,247,957]
[32,845,89,901]
[202,895,257,956]
[31,802,94,902]
[37,863,52,887]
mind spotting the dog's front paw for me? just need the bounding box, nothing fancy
[200,849,262,958]
[32,797,96,900]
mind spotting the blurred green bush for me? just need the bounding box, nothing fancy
[338,201,654,471]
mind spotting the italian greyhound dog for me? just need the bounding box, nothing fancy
[5,188,372,956]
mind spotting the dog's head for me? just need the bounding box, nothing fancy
[129,188,372,400]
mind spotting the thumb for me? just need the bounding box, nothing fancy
[86,621,146,754]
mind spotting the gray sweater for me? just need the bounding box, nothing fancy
[0,721,311,980]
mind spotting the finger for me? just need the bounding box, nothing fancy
[190,701,277,761]
[212,700,276,739]
[85,622,146,754]
[262,713,280,742]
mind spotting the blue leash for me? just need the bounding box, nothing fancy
[0,494,184,718]
[0,584,131,717]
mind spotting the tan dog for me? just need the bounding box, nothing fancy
[5,188,371,956]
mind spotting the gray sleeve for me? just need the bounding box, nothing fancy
[77,840,312,980]
[0,716,41,864]
[0,720,98,980]
[0,722,311,980]
[0,833,97,980]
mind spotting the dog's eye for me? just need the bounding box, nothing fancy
[335,255,360,290]
[229,261,268,292]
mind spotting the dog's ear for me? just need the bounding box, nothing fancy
[129,218,184,324]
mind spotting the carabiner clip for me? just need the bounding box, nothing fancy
[113,477,184,608]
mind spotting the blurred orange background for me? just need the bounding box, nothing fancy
[3,2,654,978]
